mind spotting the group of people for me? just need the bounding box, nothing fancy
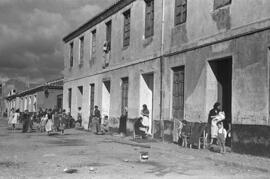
[208,102,231,154]
[8,107,76,135]
[87,105,109,134]
[84,104,151,139]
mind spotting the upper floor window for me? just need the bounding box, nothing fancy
[123,9,131,48]
[175,0,187,26]
[214,0,231,10]
[79,36,84,64]
[91,29,97,58]
[69,42,74,67]
[105,20,112,52]
[145,0,154,38]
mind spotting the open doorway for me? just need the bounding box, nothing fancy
[77,86,83,111]
[102,80,111,124]
[208,57,232,146]
[140,73,154,134]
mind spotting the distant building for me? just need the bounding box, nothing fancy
[63,0,270,157]
[5,78,63,115]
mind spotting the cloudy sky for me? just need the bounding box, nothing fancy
[0,0,112,84]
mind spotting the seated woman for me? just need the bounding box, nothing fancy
[101,115,109,133]
[134,117,148,139]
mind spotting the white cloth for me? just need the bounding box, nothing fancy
[11,113,19,124]
[45,119,53,132]
[8,112,14,124]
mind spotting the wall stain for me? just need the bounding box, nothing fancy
[212,7,231,30]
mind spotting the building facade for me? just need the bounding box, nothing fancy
[5,78,63,115]
[63,0,270,157]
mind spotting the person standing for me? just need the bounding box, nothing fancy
[11,109,20,132]
[22,110,30,133]
[208,102,221,145]
[8,108,15,127]
[92,106,101,134]
[140,104,150,134]
[217,121,227,154]
[119,107,128,136]
[45,109,53,135]
[77,107,82,127]
[59,109,67,135]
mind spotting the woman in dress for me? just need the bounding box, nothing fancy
[140,104,150,134]
[209,102,225,144]
[45,109,53,135]
[11,109,20,132]
[8,108,15,127]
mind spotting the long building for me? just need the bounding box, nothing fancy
[5,78,63,115]
[63,0,270,157]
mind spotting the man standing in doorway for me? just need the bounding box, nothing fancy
[92,105,101,134]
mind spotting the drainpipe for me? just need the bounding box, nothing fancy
[160,0,165,142]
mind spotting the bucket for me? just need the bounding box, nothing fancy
[140,152,149,162]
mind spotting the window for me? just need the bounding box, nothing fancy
[69,42,74,67]
[175,0,187,25]
[123,9,131,47]
[106,21,112,51]
[91,29,97,58]
[79,36,84,64]
[145,0,154,38]
[214,0,231,10]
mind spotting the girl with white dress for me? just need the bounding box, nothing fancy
[11,109,20,131]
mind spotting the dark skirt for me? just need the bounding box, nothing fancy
[119,115,127,134]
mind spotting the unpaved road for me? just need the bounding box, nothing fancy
[0,119,269,179]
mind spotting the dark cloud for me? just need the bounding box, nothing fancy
[0,0,112,83]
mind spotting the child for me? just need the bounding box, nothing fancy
[211,111,225,144]
[217,121,227,154]
[101,115,109,133]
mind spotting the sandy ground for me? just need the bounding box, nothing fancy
[0,118,269,179]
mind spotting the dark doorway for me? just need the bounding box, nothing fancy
[172,66,185,142]
[121,77,129,115]
[57,94,63,110]
[209,58,232,145]
[90,84,95,116]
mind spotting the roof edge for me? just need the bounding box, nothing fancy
[63,0,136,43]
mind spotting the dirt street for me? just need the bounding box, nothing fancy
[0,118,269,179]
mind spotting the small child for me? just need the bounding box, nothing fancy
[217,121,227,154]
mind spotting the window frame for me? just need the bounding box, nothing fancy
[69,42,74,68]
[79,36,84,64]
[123,9,131,48]
[91,29,97,59]
[175,0,187,26]
[144,0,154,38]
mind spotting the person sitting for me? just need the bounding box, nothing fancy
[134,117,148,139]
[101,115,109,133]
